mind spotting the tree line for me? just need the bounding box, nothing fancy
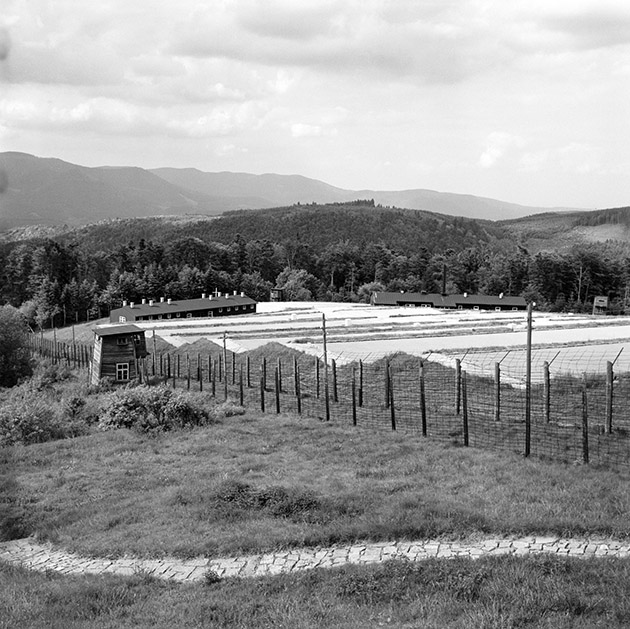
[1,204,630,328]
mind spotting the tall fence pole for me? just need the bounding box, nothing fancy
[606,361,614,434]
[455,358,462,415]
[494,362,501,422]
[419,359,427,437]
[524,302,533,458]
[296,363,302,415]
[351,367,357,426]
[332,359,338,403]
[358,360,364,407]
[462,370,469,446]
[582,373,589,464]
[543,361,551,423]
[322,314,330,422]
[388,362,396,431]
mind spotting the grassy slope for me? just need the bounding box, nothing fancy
[3,555,630,628]
[4,412,630,559]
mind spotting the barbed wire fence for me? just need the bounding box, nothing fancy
[29,328,630,470]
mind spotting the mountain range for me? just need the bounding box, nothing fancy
[0,152,584,232]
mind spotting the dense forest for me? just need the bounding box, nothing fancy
[1,201,629,328]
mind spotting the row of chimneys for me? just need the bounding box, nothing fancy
[123,291,245,309]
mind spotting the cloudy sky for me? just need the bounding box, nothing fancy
[1,0,630,209]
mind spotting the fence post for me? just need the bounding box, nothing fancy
[277,357,282,392]
[218,353,223,382]
[275,367,281,414]
[293,357,299,396]
[543,361,551,423]
[385,359,390,409]
[582,373,589,464]
[177,354,181,380]
[462,370,469,446]
[316,357,320,399]
[296,363,302,415]
[352,367,357,426]
[524,301,533,458]
[246,356,251,388]
[419,359,427,437]
[332,359,338,403]
[455,358,462,415]
[239,365,244,406]
[187,354,191,390]
[494,362,501,422]
[232,352,236,385]
[211,358,216,397]
[260,364,265,412]
[606,361,614,434]
[262,357,267,391]
[389,362,396,431]
[198,353,203,392]
[359,360,364,407]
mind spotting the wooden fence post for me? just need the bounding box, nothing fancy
[389,362,396,431]
[359,360,364,407]
[246,356,251,388]
[232,352,236,385]
[606,361,614,434]
[260,366,265,412]
[275,367,281,414]
[419,359,427,437]
[352,367,357,426]
[332,359,338,403]
[277,357,282,392]
[385,359,390,409]
[239,365,244,406]
[455,358,462,415]
[544,361,551,423]
[462,370,469,446]
[211,358,216,397]
[582,373,589,464]
[296,363,302,415]
[186,354,191,390]
[316,357,320,399]
[494,362,501,422]
[262,357,267,391]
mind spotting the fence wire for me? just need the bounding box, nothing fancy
[30,336,630,470]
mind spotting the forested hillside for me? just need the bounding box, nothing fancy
[1,201,630,328]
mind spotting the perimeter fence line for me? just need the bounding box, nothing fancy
[28,335,630,470]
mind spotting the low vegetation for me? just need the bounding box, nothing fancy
[3,555,630,628]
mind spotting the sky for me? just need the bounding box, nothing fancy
[1,0,630,209]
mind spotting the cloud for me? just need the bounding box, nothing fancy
[479,133,526,169]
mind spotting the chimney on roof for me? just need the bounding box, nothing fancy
[122,300,128,307]
[499,293,504,299]
[464,292,468,298]
[149,299,154,306]
[142,298,146,305]
[130,302,135,309]
[225,293,229,298]
[233,290,237,296]
[202,293,206,299]
[208,295,213,301]
[240,292,244,297]
[167,298,172,305]
[160,297,165,303]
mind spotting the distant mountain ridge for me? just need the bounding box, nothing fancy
[0,151,585,232]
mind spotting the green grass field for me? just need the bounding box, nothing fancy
[3,554,630,628]
[4,410,630,558]
[4,362,630,627]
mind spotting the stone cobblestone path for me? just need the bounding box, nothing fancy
[2,536,630,583]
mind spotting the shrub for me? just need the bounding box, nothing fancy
[0,305,33,387]
[99,386,209,433]
[0,394,66,446]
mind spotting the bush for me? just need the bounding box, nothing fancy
[0,305,33,387]
[99,386,210,433]
[0,394,66,446]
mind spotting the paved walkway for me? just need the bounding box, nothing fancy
[2,536,630,583]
